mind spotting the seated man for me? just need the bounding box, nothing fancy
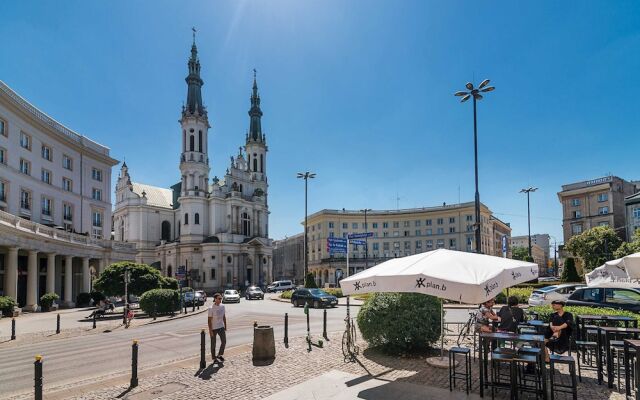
[475,298,501,333]
[544,300,573,361]
[497,296,526,333]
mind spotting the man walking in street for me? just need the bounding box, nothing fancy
[208,293,227,362]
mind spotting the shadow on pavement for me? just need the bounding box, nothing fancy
[197,362,224,380]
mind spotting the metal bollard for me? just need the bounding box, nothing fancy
[130,340,139,388]
[153,302,157,321]
[307,309,311,352]
[56,313,60,334]
[93,313,97,329]
[284,313,289,345]
[200,329,206,369]
[11,318,16,340]
[323,309,328,340]
[34,355,43,400]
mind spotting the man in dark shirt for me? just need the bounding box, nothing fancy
[544,300,573,361]
[497,296,526,333]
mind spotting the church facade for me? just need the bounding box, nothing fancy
[113,38,273,292]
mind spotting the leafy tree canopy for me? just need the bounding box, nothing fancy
[565,226,622,272]
[511,246,529,261]
[93,261,175,297]
[614,229,640,259]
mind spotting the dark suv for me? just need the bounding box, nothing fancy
[291,288,338,308]
[566,287,640,312]
[245,286,264,300]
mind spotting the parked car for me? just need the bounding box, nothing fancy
[182,291,205,306]
[245,286,264,300]
[222,290,241,304]
[195,290,207,303]
[538,277,558,283]
[566,287,640,312]
[527,284,585,306]
[291,288,338,308]
[266,280,295,293]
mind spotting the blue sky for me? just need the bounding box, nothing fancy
[1,1,639,245]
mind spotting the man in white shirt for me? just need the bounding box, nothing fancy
[208,293,227,362]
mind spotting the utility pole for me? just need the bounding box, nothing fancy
[361,208,372,269]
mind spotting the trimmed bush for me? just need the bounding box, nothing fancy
[529,305,640,325]
[323,288,343,298]
[164,278,179,290]
[561,257,581,283]
[0,296,17,316]
[495,287,533,304]
[94,261,177,297]
[40,292,60,311]
[280,290,293,299]
[140,289,180,316]
[358,293,442,354]
[304,273,318,288]
[76,292,92,307]
[90,291,106,305]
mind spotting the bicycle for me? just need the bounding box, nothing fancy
[342,301,359,362]
[457,311,477,347]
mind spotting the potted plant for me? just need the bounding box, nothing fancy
[40,292,60,312]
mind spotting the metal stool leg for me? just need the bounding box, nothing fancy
[570,362,578,400]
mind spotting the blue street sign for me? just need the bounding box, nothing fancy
[176,266,186,280]
[348,232,374,239]
[502,236,507,254]
[328,247,346,254]
[327,237,347,244]
[328,244,348,250]
[350,239,367,245]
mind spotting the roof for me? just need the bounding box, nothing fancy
[131,182,173,208]
[625,191,640,203]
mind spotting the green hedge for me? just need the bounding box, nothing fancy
[323,288,343,297]
[528,305,640,325]
[280,290,293,299]
[357,293,442,354]
[140,289,180,315]
[0,296,17,316]
[40,293,59,310]
[496,287,534,304]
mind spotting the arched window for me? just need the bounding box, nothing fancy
[241,212,251,236]
[195,213,200,225]
[260,154,264,173]
[239,184,243,193]
[253,154,258,171]
[198,131,202,152]
[189,136,194,151]
[167,265,172,277]
[184,213,189,225]
[161,221,171,241]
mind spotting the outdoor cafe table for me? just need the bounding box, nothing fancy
[478,332,546,399]
[596,326,640,387]
[624,339,640,399]
[576,314,638,341]
[524,320,546,334]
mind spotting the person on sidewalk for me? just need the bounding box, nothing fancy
[208,293,227,362]
[544,300,573,361]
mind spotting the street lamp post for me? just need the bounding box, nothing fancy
[549,235,559,277]
[519,187,538,258]
[360,209,372,269]
[297,172,316,286]
[455,80,495,254]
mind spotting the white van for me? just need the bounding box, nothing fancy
[266,280,294,293]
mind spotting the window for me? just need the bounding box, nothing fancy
[598,221,609,227]
[467,225,473,232]
[373,242,379,251]
[184,213,189,225]
[425,229,432,235]
[328,222,334,229]
[20,190,30,210]
[195,213,200,225]
[41,169,51,184]
[393,231,399,237]
[436,239,445,249]
[41,197,52,217]
[404,241,411,250]
[466,215,473,221]
[372,222,378,229]
[198,131,203,152]
[572,210,581,219]
[578,288,600,303]
[0,180,7,202]
[571,224,583,234]
[92,168,103,181]
[92,211,103,227]
[189,135,194,151]
[426,240,433,249]
[63,203,73,221]
[449,227,456,233]
[571,199,581,207]
[415,220,421,227]
[605,288,640,305]
[449,239,456,249]
[342,222,348,229]
[393,242,400,249]
[403,221,410,227]
[404,230,410,237]
[449,217,455,223]
[63,155,73,170]
[352,222,358,229]
[437,228,444,235]
[383,222,389,228]
[393,221,399,228]
[598,206,609,215]
[437,218,444,225]
[19,159,30,175]
[415,229,421,236]
[426,219,432,226]
[383,242,390,251]
[41,145,51,161]
[383,231,389,237]
[329,231,334,237]
[0,147,5,164]
[597,193,608,202]
[415,240,422,249]
[20,132,31,150]
[0,118,5,136]
[210,268,216,280]
[62,178,72,192]
[634,207,640,219]
[92,188,102,201]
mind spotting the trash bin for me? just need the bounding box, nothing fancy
[252,325,276,361]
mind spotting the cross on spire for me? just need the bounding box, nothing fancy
[192,27,197,45]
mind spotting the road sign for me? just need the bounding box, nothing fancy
[348,232,373,239]
[327,237,347,244]
[350,239,367,246]
[176,266,186,280]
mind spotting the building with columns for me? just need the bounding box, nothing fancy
[113,38,273,292]
[0,81,136,310]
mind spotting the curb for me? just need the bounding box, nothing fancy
[143,306,209,326]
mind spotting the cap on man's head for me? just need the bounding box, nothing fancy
[551,300,566,306]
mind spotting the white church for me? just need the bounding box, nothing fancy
[113,37,273,292]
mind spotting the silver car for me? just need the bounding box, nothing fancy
[528,284,585,306]
[222,289,241,304]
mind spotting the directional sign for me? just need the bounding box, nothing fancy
[176,266,186,280]
[327,237,347,244]
[348,232,374,239]
[350,239,367,246]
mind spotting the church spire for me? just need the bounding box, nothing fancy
[247,69,264,143]
[184,27,205,116]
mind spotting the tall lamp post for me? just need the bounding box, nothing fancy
[360,208,372,269]
[455,79,495,254]
[297,172,316,285]
[519,187,538,258]
[549,235,559,277]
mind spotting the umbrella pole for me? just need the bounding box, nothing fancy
[440,298,444,358]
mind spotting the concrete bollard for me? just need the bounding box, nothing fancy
[34,355,43,400]
[131,340,139,388]
[252,325,276,361]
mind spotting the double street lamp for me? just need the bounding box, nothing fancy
[455,79,495,254]
[360,208,372,269]
[297,172,316,285]
[519,187,538,258]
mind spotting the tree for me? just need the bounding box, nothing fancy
[614,229,640,259]
[560,257,581,283]
[93,261,176,297]
[304,272,318,288]
[565,226,622,272]
[511,246,529,261]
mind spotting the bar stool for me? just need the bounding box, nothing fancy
[490,352,515,400]
[449,347,472,395]
[514,353,543,400]
[575,337,598,382]
[611,341,636,392]
[549,354,578,400]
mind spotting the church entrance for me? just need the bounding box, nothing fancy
[246,268,252,286]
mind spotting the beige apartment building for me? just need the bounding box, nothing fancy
[272,233,304,284]
[558,176,638,244]
[303,201,511,287]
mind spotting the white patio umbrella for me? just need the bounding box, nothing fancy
[340,248,539,303]
[586,252,640,288]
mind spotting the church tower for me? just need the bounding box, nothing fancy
[178,31,209,242]
[245,70,268,186]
